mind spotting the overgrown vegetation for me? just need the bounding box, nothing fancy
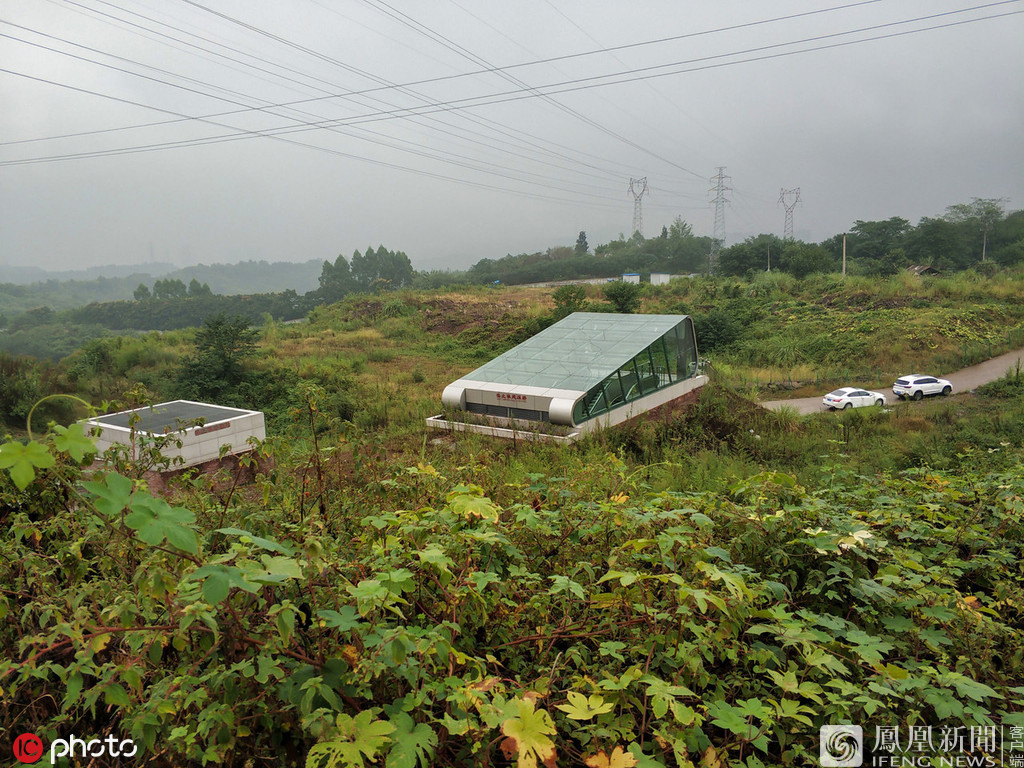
[3,270,1024,766]
[3,379,1024,766]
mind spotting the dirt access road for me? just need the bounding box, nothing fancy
[760,346,1024,415]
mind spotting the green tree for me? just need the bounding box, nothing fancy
[134,283,151,301]
[175,314,259,402]
[668,216,693,239]
[779,242,834,279]
[551,284,588,319]
[350,246,414,291]
[903,217,969,270]
[691,307,743,354]
[187,278,213,297]
[845,218,911,263]
[575,231,589,255]
[943,197,1008,263]
[717,234,783,276]
[602,281,642,313]
[317,254,356,302]
[152,278,188,299]
[992,210,1024,266]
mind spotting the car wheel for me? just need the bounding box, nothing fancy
[913,390,923,401]
[875,399,884,407]
[843,403,852,409]
[941,385,951,395]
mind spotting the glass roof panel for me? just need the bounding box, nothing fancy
[460,312,690,391]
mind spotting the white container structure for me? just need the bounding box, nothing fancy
[622,273,641,284]
[650,273,671,286]
[82,400,265,468]
[428,312,707,441]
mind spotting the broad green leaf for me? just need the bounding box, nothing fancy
[598,570,638,586]
[853,578,897,601]
[104,683,130,708]
[348,579,389,602]
[706,700,751,736]
[0,440,55,490]
[51,423,97,462]
[500,696,557,768]
[703,546,731,562]
[318,607,363,632]
[386,712,436,768]
[555,691,614,720]
[449,493,500,522]
[82,472,134,516]
[307,710,395,768]
[260,555,304,581]
[548,575,585,600]
[690,511,715,529]
[64,672,84,709]
[216,526,293,555]
[202,569,231,604]
[941,672,999,702]
[627,743,668,768]
[345,710,395,757]
[189,564,260,604]
[417,546,454,572]
[124,494,198,554]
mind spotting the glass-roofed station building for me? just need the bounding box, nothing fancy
[427,313,706,442]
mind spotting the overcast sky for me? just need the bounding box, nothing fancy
[1,0,1022,274]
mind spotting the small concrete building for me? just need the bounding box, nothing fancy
[82,400,265,468]
[650,273,671,286]
[622,273,641,284]
[429,312,707,441]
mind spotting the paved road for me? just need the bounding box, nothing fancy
[760,346,1024,414]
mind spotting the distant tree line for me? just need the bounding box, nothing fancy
[718,199,1024,278]
[67,291,309,331]
[133,277,213,300]
[467,217,713,285]
[461,200,1023,285]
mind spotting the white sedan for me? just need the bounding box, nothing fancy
[822,387,886,410]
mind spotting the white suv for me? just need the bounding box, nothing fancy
[892,374,952,401]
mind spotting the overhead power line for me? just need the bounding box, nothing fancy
[4,0,1010,151]
[1,5,1019,170]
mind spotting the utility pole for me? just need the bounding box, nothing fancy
[708,167,731,272]
[842,234,847,277]
[778,187,801,240]
[628,177,648,238]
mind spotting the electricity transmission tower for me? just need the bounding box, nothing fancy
[628,177,648,237]
[778,187,801,240]
[708,167,731,272]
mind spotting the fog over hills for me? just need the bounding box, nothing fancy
[0,259,324,295]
